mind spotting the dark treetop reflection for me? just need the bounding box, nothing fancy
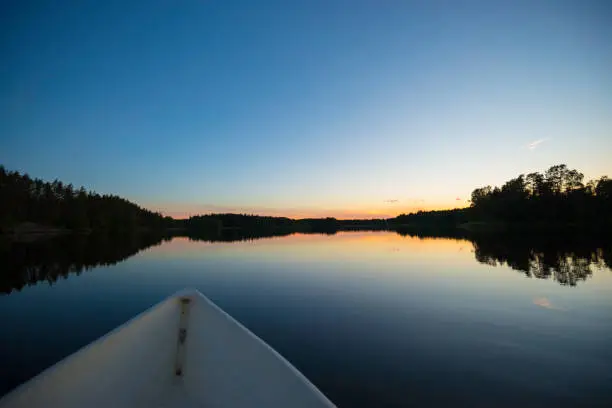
[471,233,612,286]
[398,229,611,286]
[0,233,172,294]
[1,229,611,295]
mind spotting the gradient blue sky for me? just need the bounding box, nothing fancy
[2,1,611,218]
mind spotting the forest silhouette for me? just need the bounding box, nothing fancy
[393,164,612,230]
[2,164,610,236]
[0,165,170,233]
[2,160,611,293]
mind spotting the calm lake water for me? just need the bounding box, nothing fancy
[1,231,611,407]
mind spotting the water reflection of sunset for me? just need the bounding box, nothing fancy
[147,232,473,265]
[142,231,612,290]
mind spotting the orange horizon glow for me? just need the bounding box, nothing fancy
[151,201,470,220]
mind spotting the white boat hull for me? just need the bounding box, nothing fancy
[0,289,335,407]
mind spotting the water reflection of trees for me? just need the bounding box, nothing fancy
[0,233,172,294]
[4,228,609,293]
[396,227,612,286]
[0,229,339,294]
[185,228,295,243]
[472,234,612,286]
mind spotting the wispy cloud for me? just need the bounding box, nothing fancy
[533,297,564,310]
[527,138,551,150]
[384,199,399,203]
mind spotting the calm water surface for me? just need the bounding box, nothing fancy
[1,231,611,407]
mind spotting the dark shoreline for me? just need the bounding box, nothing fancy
[3,222,609,245]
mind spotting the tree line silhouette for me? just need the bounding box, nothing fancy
[0,165,171,233]
[0,166,373,235]
[2,163,611,237]
[393,164,612,229]
[184,214,361,234]
[469,164,612,225]
[2,163,609,293]
[392,209,470,229]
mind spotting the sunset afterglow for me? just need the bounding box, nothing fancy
[2,2,610,218]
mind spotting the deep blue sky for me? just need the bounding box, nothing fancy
[2,1,611,218]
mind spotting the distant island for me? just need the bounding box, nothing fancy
[1,164,610,240]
